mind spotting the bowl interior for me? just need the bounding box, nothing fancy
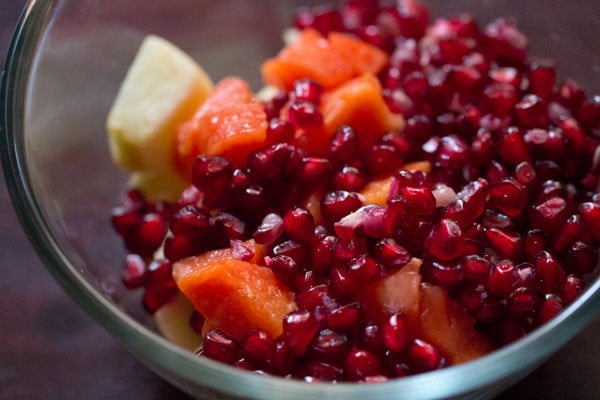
[2,0,600,399]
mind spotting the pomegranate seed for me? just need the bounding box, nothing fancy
[242,330,275,365]
[579,202,600,241]
[566,241,598,275]
[498,127,530,165]
[273,240,307,265]
[321,191,363,223]
[422,258,464,287]
[265,255,301,288]
[311,329,350,357]
[389,0,430,39]
[424,219,465,261]
[328,125,360,164]
[297,284,339,312]
[334,204,387,240]
[527,59,557,99]
[514,161,538,189]
[462,254,492,285]
[535,251,567,294]
[515,94,548,129]
[524,229,547,261]
[283,310,319,356]
[529,196,570,234]
[192,155,232,207]
[288,100,324,128]
[382,313,409,352]
[266,117,294,142]
[292,78,323,104]
[552,214,590,254]
[363,144,405,177]
[203,329,239,363]
[347,254,381,284]
[537,294,564,324]
[122,254,146,289]
[408,339,443,372]
[253,213,284,245]
[345,349,382,381]
[483,17,528,65]
[213,212,246,242]
[483,83,518,115]
[485,227,523,260]
[311,235,336,272]
[327,302,362,331]
[332,164,368,191]
[248,143,299,180]
[374,238,412,271]
[562,275,584,305]
[295,156,332,185]
[488,260,520,297]
[264,93,289,121]
[507,286,539,318]
[170,205,210,236]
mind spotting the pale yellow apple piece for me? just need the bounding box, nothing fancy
[107,34,213,183]
[154,292,202,351]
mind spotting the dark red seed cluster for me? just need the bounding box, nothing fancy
[111,0,600,383]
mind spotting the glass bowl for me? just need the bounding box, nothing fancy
[1,0,599,399]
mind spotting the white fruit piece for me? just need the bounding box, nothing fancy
[107,35,213,189]
[154,292,203,351]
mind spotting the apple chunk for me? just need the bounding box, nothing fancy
[107,35,213,199]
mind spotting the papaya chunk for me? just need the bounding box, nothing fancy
[176,77,268,173]
[172,243,296,340]
[359,258,422,332]
[419,283,494,364]
[261,29,388,91]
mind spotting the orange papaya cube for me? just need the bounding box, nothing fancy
[328,31,388,76]
[173,252,296,340]
[419,283,495,365]
[359,258,422,332]
[176,77,268,174]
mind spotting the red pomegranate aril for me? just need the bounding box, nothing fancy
[576,95,600,130]
[535,251,567,294]
[203,329,239,363]
[111,205,142,237]
[248,143,299,180]
[558,118,587,154]
[488,260,520,297]
[424,219,465,261]
[327,302,362,331]
[192,155,232,206]
[331,165,366,194]
[288,100,324,128]
[311,234,336,272]
[296,156,332,185]
[489,66,521,87]
[422,258,464,287]
[403,114,433,144]
[483,17,528,65]
[265,255,301,288]
[374,238,412,271]
[524,229,547,262]
[335,204,387,240]
[398,186,436,216]
[562,275,585,305]
[242,330,275,365]
[553,214,591,254]
[264,92,289,121]
[253,212,284,245]
[515,94,548,128]
[489,178,528,217]
[382,313,409,352]
[345,349,383,381]
[282,207,315,243]
[347,254,381,284]
[566,241,599,275]
[529,196,570,234]
[292,78,323,104]
[537,294,564,324]
[273,240,308,265]
[297,284,339,312]
[283,310,319,356]
[514,161,537,189]
[470,129,494,165]
[462,254,492,285]
[408,339,443,372]
[579,202,600,241]
[213,212,246,241]
[170,205,211,235]
[329,265,360,299]
[485,227,523,260]
[527,59,557,99]
[483,83,518,115]
[322,191,364,224]
[507,286,539,317]
[328,125,360,164]
[311,329,350,357]
[389,0,430,39]
[131,212,168,256]
[122,254,147,289]
[498,128,530,165]
[266,117,294,143]
[361,322,385,354]
[363,144,405,177]
[164,234,204,262]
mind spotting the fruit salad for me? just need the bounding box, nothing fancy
[108,0,600,382]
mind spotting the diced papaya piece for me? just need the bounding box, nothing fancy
[176,77,269,174]
[295,74,404,155]
[359,258,422,332]
[360,161,432,205]
[419,283,495,365]
[261,29,388,91]
[172,245,296,340]
[328,32,388,77]
[360,176,394,205]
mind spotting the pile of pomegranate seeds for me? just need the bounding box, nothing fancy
[111,0,599,383]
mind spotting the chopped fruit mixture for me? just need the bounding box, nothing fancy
[108,0,600,383]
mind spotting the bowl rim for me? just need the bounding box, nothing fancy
[2,1,600,399]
